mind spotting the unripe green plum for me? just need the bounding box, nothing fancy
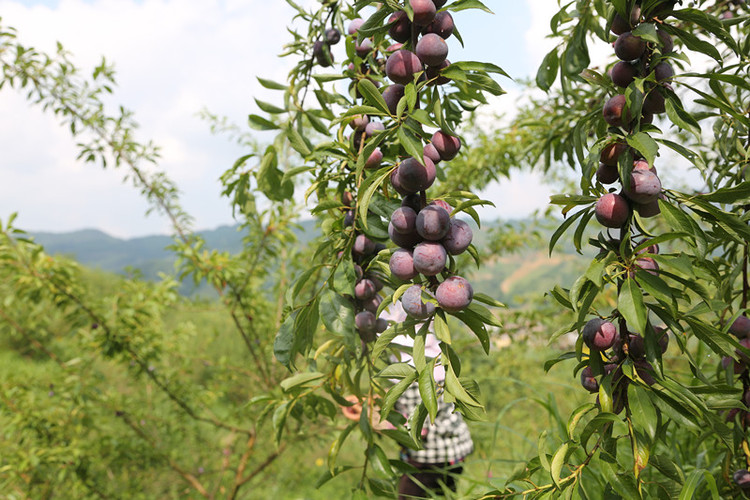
[431,131,461,160]
[436,276,473,312]
[413,241,447,276]
[386,50,423,85]
[441,218,473,255]
[582,318,618,351]
[416,205,451,240]
[390,248,418,280]
[401,284,436,319]
[595,192,631,228]
[614,31,646,61]
[416,33,449,67]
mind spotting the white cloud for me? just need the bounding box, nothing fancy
[0,0,305,237]
[0,0,620,238]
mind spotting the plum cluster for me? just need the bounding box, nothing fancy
[594,8,674,228]
[385,0,454,90]
[604,6,674,126]
[350,228,390,342]
[313,27,341,68]
[387,140,474,317]
[578,316,669,412]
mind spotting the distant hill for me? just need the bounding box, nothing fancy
[29,217,590,301]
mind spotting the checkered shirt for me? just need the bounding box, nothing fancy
[394,383,474,464]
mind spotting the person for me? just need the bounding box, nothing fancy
[386,302,474,498]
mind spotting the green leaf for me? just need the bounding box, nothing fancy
[626,132,658,167]
[358,79,390,115]
[696,181,750,204]
[254,98,286,114]
[397,126,424,161]
[618,277,648,334]
[377,363,417,380]
[328,422,357,473]
[319,292,356,341]
[380,372,418,419]
[433,310,451,344]
[357,166,394,230]
[536,48,559,91]
[257,77,287,90]
[679,470,708,500]
[418,359,438,421]
[550,442,569,487]
[447,0,494,14]
[627,384,657,441]
[280,371,325,392]
[248,113,280,130]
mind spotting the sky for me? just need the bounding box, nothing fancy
[0,0,561,238]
